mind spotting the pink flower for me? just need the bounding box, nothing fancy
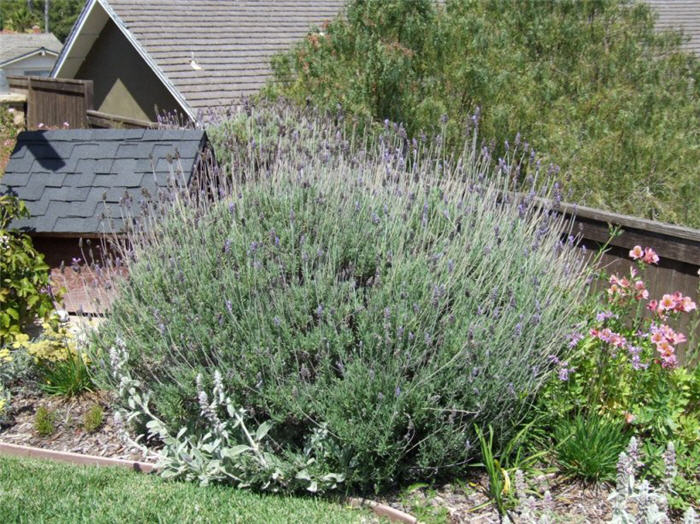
[650,331,664,345]
[629,245,644,260]
[642,248,659,264]
[681,296,697,313]
[671,332,687,345]
[659,294,676,311]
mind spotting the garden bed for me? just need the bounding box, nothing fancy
[0,388,149,463]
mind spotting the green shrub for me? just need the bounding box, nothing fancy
[95,107,590,492]
[83,404,104,433]
[34,406,56,437]
[0,194,58,345]
[552,413,630,483]
[38,350,93,397]
[270,0,700,227]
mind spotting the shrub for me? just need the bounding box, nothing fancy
[552,413,630,483]
[83,404,104,433]
[538,246,699,507]
[0,194,58,345]
[94,107,590,492]
[34,406,56,437]
[270,0,700,227]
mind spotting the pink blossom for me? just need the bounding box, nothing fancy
[681,296,697,313]
[642,248,659,265]
[629,245,644,260]
[659,294,675,311]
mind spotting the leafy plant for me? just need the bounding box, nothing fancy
[538,246,699,506]
[83,404,103,433]
[92,104,590,492]
[552,413,630,483]
[34,406,56,437]
[474,424,515,519]
[13,317,93,396]
[38,350,92,397]
[270,0,700,227]
[0,194,59,345]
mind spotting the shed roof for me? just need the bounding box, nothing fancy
[1,129,207,235]
[0,32,63,66]
[647,0,700,56]
[53,0,345,119]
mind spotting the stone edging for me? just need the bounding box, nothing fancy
[0,441,417,523]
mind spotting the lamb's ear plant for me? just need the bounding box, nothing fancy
[109,340,343,493]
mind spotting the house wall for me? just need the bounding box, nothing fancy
[74,19,181,122]
[4,54,58,78]
[32,236,120,314]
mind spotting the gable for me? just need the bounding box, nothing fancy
[53,0,345,119]
[75,19,182,122]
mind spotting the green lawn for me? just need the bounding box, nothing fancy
[0,456,370,523]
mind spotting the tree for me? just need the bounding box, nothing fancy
[0,0,84,42]
[270,0,700,227]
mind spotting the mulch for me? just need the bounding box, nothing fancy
[0,389,151,463]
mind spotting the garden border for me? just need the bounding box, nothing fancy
[0,441,417,523]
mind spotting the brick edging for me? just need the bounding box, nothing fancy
[0,441,156,473]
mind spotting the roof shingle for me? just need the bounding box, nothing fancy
[1,129,208,234]
[0,32,63,65]
[105,0,345,112]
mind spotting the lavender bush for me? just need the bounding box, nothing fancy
[94,104,590,491]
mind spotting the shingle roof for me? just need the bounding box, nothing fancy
[1,129,207,234]
[104,0,345,113]
[647,0,700,56]
[0,32,63,65]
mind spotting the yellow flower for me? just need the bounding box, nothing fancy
[11,333,30,349]
[0,348,12,362]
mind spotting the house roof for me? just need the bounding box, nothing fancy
[53,0,345,119]
[647,0,700,56]
[0,32,63,66]
[1,129,208,235]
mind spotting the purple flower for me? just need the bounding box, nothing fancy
[596,311,615,323]
[568,332,584,348]
[225,300,233,314]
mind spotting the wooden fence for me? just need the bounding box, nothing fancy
[560,202,700,354]
[7,75,93,129]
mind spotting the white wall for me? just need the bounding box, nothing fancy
[0,53,57,92]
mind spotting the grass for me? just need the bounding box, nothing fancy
[0,456,371,523]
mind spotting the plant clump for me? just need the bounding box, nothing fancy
[34,406,56,437]
[83,404,104,433]
[94,105,590,492]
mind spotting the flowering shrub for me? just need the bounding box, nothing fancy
[0,194,59,344]
[540,246,699,509]
[92,104,590,492]
[0,347,12,413]
[11,316,93,396]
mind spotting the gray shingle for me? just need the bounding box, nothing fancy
[0,32,62,65]
[101,0,345,113]
[0,129,207,234]
[647,1,700,56]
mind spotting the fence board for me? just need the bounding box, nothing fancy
[8,76,93,129]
